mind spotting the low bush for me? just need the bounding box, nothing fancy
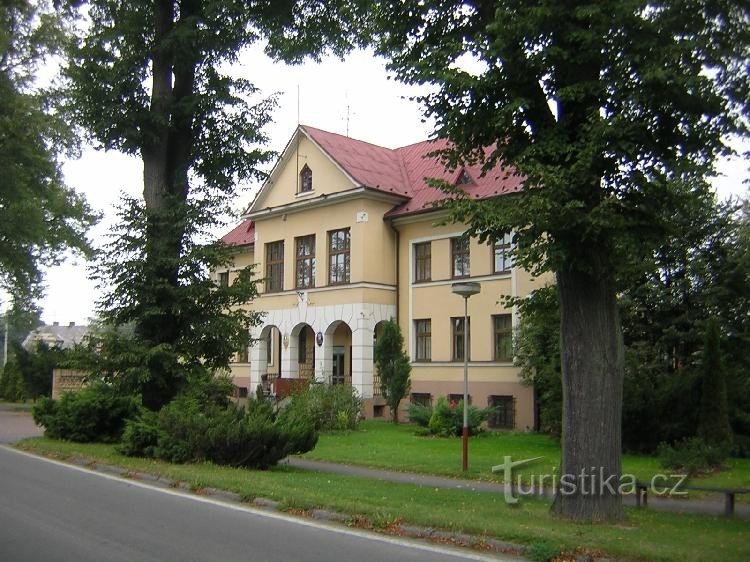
[32,384,139,443]
[119,393,318,469]
[283,383,362,431]
[407,402,432,427]
[657,437,729,475]
[409,396,493,437]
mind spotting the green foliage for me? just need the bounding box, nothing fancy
[283,383,363,431]
[527,540,562,562]
[0,1,96,301]
[406,402,432,427]
[32,384,140,443]
[658,437,729,476]
[373,320,411,423]
[68,197,264,410]
[10,341,65,399]
[0,361,27,402]
[373,0,748,521]
[119,393,318,469]
[514,286,562,438]
[411,396,492,437]
[697,318,733,448]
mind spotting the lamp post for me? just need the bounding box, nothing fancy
[451,281,481,472]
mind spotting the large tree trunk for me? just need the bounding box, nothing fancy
[137,0,198,410]
[551,267,625,522]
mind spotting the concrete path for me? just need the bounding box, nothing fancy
[286,457,750,519]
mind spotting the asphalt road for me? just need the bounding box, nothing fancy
[0,445,505,562]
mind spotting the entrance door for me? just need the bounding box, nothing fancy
[332,346,345,385]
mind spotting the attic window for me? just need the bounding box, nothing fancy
[457,169,472,185]
[299,164,313,193]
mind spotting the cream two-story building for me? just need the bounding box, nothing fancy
[220,125,547,429]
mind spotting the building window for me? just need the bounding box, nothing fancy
[451,317,470,361]
[295,235,315,288]
[410,393,432,407]
[448,393,472,406]
[493,314,513,362]
[493,233,514,273]
[218,271,229,287]
[265,241,284,292]
[414,242,431,282]
[299,164,313,193]
[451,237,470,278]
[414,319,431,361]
[237,344,249,364]
[488,395,515,429]
[328,228,350,285]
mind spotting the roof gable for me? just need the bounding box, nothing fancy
[240,124,522,225]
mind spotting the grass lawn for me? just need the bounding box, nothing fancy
[302,421,750,493]
[16,437,750,562]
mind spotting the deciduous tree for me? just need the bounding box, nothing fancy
[374,0,748,521]
[60,0,364,409]
[0,0,96,301]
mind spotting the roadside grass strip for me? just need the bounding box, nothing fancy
[16,437,750,562]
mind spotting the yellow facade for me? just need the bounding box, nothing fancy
[221,126,553,429]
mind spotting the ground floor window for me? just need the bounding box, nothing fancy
[410,392,432,407]
[488,395,515,429]
[448,393,471,406]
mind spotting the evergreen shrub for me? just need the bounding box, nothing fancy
[32,384,139,443]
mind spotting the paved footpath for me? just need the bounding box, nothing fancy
[287,457,750,519]
[2,404,746,519]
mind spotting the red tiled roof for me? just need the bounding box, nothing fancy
[300,125,523,218]
[302,125,411,197]
[221,218,254,246]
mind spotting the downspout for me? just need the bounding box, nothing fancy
[389,220,399,323]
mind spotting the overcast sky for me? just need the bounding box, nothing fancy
[25,45,750,325]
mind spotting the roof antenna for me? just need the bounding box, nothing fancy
[296,84,300,193]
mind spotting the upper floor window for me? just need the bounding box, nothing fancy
[265,241,284,292]
[493,314,513,362]
[414,242,431,282]
[414,319,431,361]
[493,233,514,273]
[299,164,313,193]
[451,237,470,278]
[328,228,350,285]
[218,271,229,288]
[295,235,316,288]
[451,316,470,361]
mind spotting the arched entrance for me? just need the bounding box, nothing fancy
[325,321,352,386]
[290,323,315,379]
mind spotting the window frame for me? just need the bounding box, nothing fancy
[218,271,229,288]
[299,164,313,193]
[414,242,431,282]
[492,233,514,274]
[451,316,471,361]
[265,240,284,293]
[295,235,316,289]
[488,395,515,429]
[328,228,351,285]
[414,319,432,362]
[451,237,470,278]
[493,314,513,362]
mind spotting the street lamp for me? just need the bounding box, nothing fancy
[451,281,481,472]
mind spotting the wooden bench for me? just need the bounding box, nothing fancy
[635,480,750,516]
